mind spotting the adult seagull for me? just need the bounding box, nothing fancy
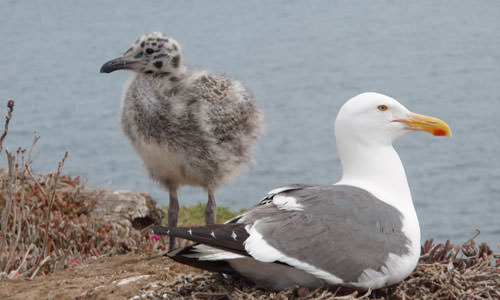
[152,92,451,290]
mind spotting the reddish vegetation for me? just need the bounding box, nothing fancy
[0,100,166,280]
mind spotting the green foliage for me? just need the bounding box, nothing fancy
[162,202,246,227]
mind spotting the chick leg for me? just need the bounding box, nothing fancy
[205,191,216,225]
[168,188,179,250]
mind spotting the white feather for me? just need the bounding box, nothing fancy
[354,252,416,288]
[272,195,303,211]
[185,244,245,260]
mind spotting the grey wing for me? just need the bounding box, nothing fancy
[235,185,411,283]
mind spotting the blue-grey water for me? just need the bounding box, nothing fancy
[1,1,499,247]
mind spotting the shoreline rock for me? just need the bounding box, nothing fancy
[84,189,165,230]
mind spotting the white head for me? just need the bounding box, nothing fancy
[100,32,185,77]
[335,92,451,149]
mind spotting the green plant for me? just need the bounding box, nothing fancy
[162,202,245,227]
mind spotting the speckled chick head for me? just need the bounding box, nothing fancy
[100,32,185,76]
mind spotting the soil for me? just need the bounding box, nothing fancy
[0,254,201,300]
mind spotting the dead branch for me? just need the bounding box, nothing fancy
[27,131,40,165]
[0,100,14,154]
[3,149,27,273]
[29,255,51,279]
[0,149,16,268]
[41,151,68,259]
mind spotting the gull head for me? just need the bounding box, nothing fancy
[100,32,184,76]
[334,92,451,148]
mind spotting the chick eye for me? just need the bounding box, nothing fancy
[377,104,388,111]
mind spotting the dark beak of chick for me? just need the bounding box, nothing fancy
[100,57,143,73]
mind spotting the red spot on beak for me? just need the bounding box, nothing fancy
[433,129,447,136]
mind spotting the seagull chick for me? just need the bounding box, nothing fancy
[151,92,452,290]
[100,32,264,249]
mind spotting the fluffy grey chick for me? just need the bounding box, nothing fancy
[100,32,263,249]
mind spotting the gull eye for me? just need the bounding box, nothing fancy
[377,104,388,112]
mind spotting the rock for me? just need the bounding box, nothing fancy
[84,189,165,230]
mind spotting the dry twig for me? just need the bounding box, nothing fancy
[0,100,14,154]
[41,151,68,260]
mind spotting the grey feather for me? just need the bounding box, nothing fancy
[102,32,264,247]
[163,184,411,285]
[122,69,263,191]
[104,32,264,191]
[232,185,411,282]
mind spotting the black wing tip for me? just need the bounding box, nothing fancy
[150,224,250,257]
[151,225,172,235]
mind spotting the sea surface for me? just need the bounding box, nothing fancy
[1,1,499,246]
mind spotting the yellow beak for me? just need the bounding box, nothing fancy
[394,113,452,137]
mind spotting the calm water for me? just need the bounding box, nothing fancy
[1,1,499,246]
